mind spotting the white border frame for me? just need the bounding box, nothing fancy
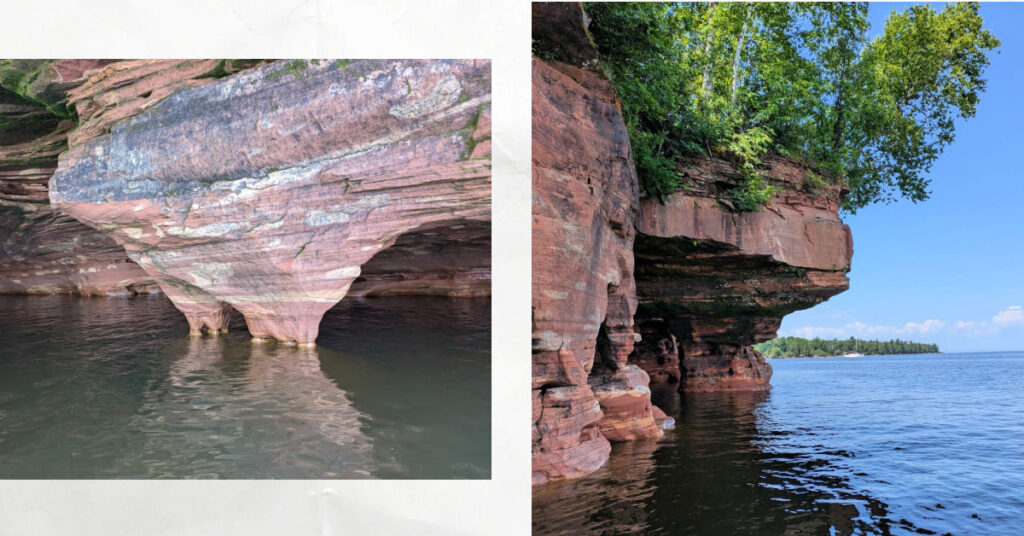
[0,1,531,533]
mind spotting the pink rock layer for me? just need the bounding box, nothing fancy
[532,1,661,487]
[588,365,662,442]
[48,59,490,343]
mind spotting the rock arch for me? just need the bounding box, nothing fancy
[48,59,491,345]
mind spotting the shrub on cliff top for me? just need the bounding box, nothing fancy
[584,2,999,212]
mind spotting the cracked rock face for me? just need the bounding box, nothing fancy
[47,59,491,344]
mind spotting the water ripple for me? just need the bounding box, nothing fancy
[535,353,1024,535]
[0,294,490,479]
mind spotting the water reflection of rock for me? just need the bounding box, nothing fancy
[246,343,370,456]
[654,390,887,535]
[133,335,373,478]
[533,439,661,536]
[2,295,488,479]
[314,296,492,479]
[534,390,910,535]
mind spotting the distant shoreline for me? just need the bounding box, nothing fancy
[755,336,939,358]
[766,352,943,359]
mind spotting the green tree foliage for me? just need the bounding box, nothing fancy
[583,2,998,212]
[754,336,939,357]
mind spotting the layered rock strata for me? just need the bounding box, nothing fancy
[2,60,492,304]
[348,221,491,298]
[0,205,157,295]
[532,1,853,485]
[44,59,490,344]
[632,156,852,391]
[1,66,156,295]
[532,2,662,487]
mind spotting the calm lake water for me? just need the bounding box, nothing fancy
[0,294,490,479]
[534,352,1024,535]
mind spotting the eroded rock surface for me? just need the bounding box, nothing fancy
[532,2,661,486]
[1,66,156,295]
[349,221,491,298]
[632,156,853,391]
[45,59,490,343]
[0,205,156,295]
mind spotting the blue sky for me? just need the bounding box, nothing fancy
[778,3,1024,352]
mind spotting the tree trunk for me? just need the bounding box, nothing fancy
[701,3,718,101]
[730,16,749,107]
[832,62,848,153]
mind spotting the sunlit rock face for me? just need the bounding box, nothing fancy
[47,59,491,343]
[532,2,661,487]
[632,156,853,391]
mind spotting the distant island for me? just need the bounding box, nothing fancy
[755,337,940,358]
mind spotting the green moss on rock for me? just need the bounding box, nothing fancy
[0,60,75,119]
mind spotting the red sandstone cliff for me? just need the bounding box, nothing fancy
[532,2,853,485]
[1,59,491,344]
[532,3,664,486]
[0,60,269,295]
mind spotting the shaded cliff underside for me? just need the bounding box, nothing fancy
[531,2,852,486]
[1,59,491,343]
[632,156,852,392]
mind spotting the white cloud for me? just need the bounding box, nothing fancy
[789,326,850,339]
[788,306,1024,341]
[993,305,1024,326]
[786,319,944,339]
[902,319,946,335]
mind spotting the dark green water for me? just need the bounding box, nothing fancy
[534,353,1024,535]
[0,294,490,479]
